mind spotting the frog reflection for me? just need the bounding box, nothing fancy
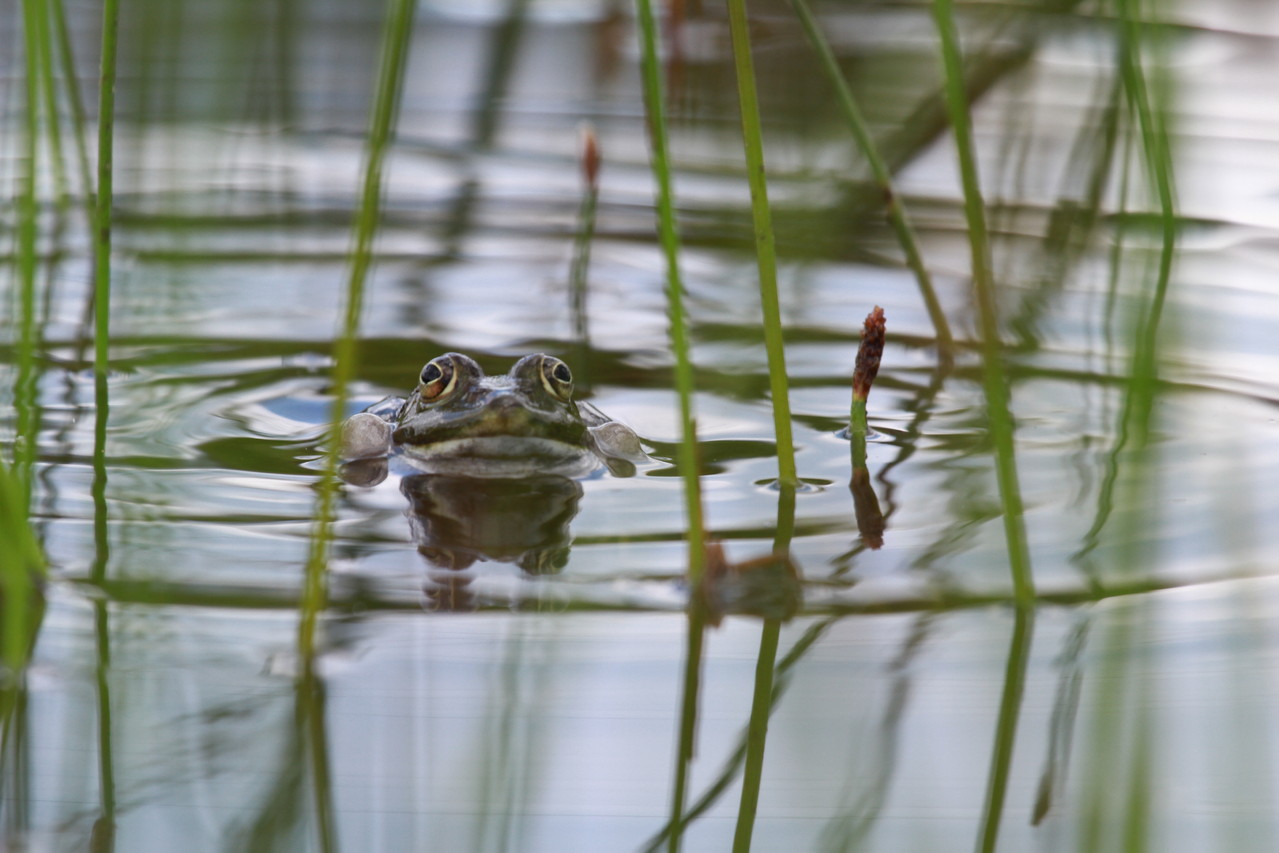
[338,353,645,604]
[402,473,582,610]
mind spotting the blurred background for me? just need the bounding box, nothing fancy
[3,0,1279,850]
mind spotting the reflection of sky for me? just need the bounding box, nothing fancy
[9,2,1279,850]
[29,589,1279,851]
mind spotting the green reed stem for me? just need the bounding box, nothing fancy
[725,0,797,490]
[634,0,706,573]
[635,1,708,848]
[931,0,1034,608]
[94,0,119,384]
[51,0,98,225]
[32,1,69,204]
[301,0,417,654]
[0,462,44,673]
[1116,0,1176,445]
[789,0,954,364]
[16,0,43,507]
[849,398,868,468]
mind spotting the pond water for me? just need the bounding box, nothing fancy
[5,0,1279,850]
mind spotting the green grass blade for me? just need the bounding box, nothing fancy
[634,0,706,575]
[94,0,119,384]
[0,460,45,673]
[302,0,417,654]
[725,0,797,490]
[634,1,709,848]
[1116,0,1176,445]
[930,0,1035,607]
[16,0,44,505]
[50,0,99,226]
[31,0,69,204]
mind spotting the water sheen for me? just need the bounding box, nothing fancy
[4,1,1279,851]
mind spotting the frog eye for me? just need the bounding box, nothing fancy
[541,357,573,401]
[417,356,457,401]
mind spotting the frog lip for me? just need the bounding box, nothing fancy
[397,436,600,479]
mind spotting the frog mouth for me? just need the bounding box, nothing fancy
[397,435,599,478]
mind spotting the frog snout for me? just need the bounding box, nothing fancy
[487,393,520,409]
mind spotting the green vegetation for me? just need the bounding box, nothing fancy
[725,0,798,492]
[0,0,1236,850]
[301,0,417,651]
[931,0,1035,608]
[789,0,954,363]
[634,0,710,848]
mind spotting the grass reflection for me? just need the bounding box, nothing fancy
[3,0,1269,850]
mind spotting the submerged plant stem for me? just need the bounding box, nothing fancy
[725,0,797,490]
[931,0,1034,608]
[975,607,1035,853]
[732,620,780,853]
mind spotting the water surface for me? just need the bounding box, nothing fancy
[4,0,1279,850]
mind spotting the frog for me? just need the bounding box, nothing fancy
[340,352,646,478]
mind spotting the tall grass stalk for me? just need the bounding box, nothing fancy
[634,0,705,570]
[51,0,99,227]
[15,0,43,507]
[634,0,708,847]
[301,0,417,655]
[788,0,954,364]
[1116,0,1176,444]
[725,0,797,490]
[4,0,48,676]
[0,461,44,672]
[930,0,1035,607]
[32,5,70,204]
[94,0,119,385]
[87,29,121,833]
[1074,0,1177,582]
[1079,8,1173,839]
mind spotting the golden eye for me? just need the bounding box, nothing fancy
[418,356,456,401]
[541,357,573,401]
